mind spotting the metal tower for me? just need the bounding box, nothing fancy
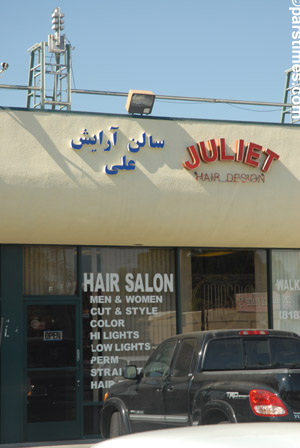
[27,7,72,110]
[281,68,300,124]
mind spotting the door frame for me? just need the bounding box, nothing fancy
[24,299,82,442]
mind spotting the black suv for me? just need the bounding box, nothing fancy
[100,329,300,438]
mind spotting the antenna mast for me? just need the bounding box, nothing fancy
[27,6,72,110]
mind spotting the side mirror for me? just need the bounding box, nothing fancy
[123,365,138,379]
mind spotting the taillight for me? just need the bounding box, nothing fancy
[249,389,288,416]
[240,330,269,335]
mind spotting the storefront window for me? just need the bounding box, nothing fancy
[180,249,268,332]
[81,247,176,403]
[23,246,77,295]
[272,250,300,333]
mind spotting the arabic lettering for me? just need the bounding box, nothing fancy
[127,132,165,152]
[148,135,165,148]
[70,126,165,175]
[104,140,111,152]
[70,129,98,150]
[71,128,164,154]
[105,156,136,175]
[127,132,146,152]
[70,127,120,152]
[110,126,119,146]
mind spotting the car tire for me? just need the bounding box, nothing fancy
[110,411,124,438]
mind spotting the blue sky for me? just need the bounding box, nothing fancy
[0,0,293,123]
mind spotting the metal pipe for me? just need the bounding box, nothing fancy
[0,84,39,91]
[72,88,291,108]
[0,83,292,108]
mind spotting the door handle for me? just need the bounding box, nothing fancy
[167,385,174,392]
[156,385,164,392]
[76,379,81,388]
[4,326,9,338]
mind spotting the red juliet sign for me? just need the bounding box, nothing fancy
[183,138,280,173]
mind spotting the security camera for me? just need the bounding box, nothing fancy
[1,62,9,70]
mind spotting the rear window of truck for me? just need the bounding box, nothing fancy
[202,337,300,370]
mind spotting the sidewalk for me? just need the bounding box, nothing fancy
[0,439,101,448]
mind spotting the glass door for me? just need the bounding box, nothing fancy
[25,303,81,441]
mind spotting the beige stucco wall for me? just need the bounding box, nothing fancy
[0,108,299,247]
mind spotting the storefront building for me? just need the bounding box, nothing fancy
[0,107,299,443]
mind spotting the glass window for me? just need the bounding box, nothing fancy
[172,338,197,377]
[26,304,78,424]
[202,336,300,371]
[144,339,177,377]
[180,249,268,332]
[27,304,76,368]
[271,250,300,333]
[270,337,300,367]
[81,247,176,403]
[244,339,270,367]
[202,338,243,370]
[27,370,76,423]
[23,246,77,295]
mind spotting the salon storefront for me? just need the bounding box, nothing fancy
[0,108,300,443]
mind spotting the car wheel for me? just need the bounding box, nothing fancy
[110,411,124,438]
